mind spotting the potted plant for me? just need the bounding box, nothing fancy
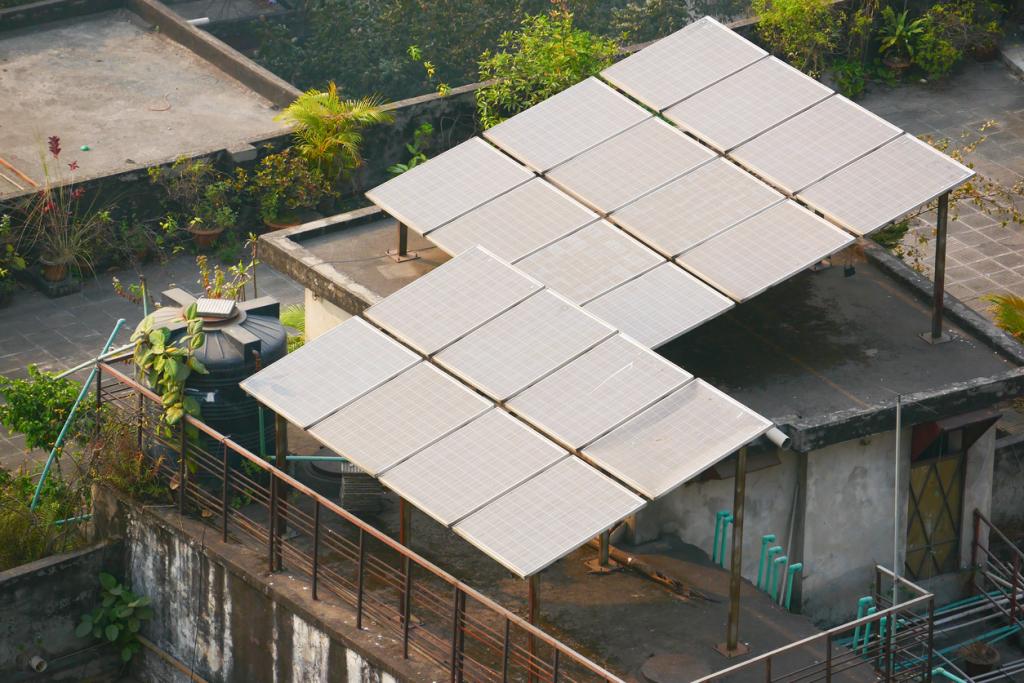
[149,158,238,250]
[878,6,926,76]
[115,218,152,265]
[0,215,25,307]
[240,148,332,231]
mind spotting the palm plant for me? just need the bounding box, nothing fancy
[275,83,394,184]
[878,6,927,63]
[984,293,1024,340]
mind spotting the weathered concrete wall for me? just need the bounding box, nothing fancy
[992,440,1024,529]
[304,288,352,341]
[92,488,440,683]
[0,542,124,682]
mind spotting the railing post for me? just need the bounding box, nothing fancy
[765,655,771,682]
[501,617,511,683]
[1011,554,1020,624]
[402,556,412,658]
[925,597,935,682]
[972,509,982,594]
[312,501,320,601]
[274,413,288,571]
[825,632,832,683]
[356,529,366,630]
[94,364,103,423]
[178,421,187,515]
[884,612,894,682]
[552,649,561,683]
[450,586,464,683]
[221,440,230,543]
[268,474,278,573]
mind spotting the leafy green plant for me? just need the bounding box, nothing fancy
[913,21,962,78]
[91,414,170,504]
[280,304,306,352]
[237,148,333,224]
[131,304,207,438]
[275,83,394,183]
[476,11,620,129]
[832,58,868,98]
[196,252,258,301]
[752,0,843,77]
[0,365,83,452]
[387,122,434,175]
[0,467,87,570]
[878,6,927,62]
[148,158,237,237]
[0,214,26,299]
[611,0,693,42]
[407,45,451,97]
[76,573,154,663]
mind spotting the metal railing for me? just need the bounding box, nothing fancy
[693,566,936,683]
[971,509,1024,627]
[96,361,624,683]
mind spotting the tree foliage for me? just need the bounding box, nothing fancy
[752,0,843,77]
[476,11,620,129]
[0,366,82,452]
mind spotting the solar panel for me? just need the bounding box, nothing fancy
[453,457,645,577]
[583,379,772,499]
[435,289,616,401]
[427,178,599,263]
[380,410,569,527]
[676,200,854,301]
[546,117,716,214]
[483,77,651,173]
[583,262,733,348]
[611,158,784,257]
[515,221,663,305]
[239,317,419,429]
[308,362,491,476]
[507,334,691,449]
[365,246,543,355]
[664,56,833,152]
[601,17,767,111]
[365,138,534,235]
[730,95,902,193]
[798,133,975,236]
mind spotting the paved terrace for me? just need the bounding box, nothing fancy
[0,9,287,196]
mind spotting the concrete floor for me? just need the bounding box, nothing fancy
[0,10,286,196]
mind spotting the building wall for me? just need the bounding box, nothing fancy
[304,288,352,341]
[991,440,1024,530]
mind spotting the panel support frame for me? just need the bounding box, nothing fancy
[921,192,952,345]
[716,446,750,658]
[388,222,420,263]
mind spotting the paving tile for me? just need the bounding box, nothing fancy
[960,275,1000,294]
[988,269,1024,288]
[993,251,1024,269]
[974,239,1015,258]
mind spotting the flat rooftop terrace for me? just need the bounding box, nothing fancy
[0,9,287,196]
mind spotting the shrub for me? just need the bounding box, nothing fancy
[0,365,83,452]
[914,18,962,78]
[476,11,620,129]
[984,293,1024,340]
[238,149,333,223]
[610,0,694,43]
[76,573,154,663]
[832,58,868,98]
[752,0,843,77]
[0,467,86,571]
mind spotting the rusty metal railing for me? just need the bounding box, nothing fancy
[971,509,1024,627]
[96,361,624,683]
[694,566,935,683]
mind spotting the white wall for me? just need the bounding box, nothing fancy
[304,289,352,341]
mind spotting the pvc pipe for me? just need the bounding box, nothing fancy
[56,342,134,379]
[32,320,126,510]
[712,510,729,564]
[54,514,92,527]
[766,427,791,449]
[187,17,210,26]
[852,596,874,651]
[771,555,788,600]
[932,667,967,683]
[764,546,782,594]
[862,606,877,654]
[784,563,803,610]
[718,514,734,568]
[757,534,777,590]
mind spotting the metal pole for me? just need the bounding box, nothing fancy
[221,441,230,543]
[398,222,409,257]
[825,633,833,683]
[926,193,950,343]
[402,556,412,658]
[450,586,463,683]
[894,396,902,611]
[925,597,935,682]
[400,497,411,546]
[501,618,511,683]
[356,529,366,629]
[268,475,277,573]
[178,421,187,514]
[599,530,610,566]
[721,447,749,655]
[274,413,288,571]
[529,574,539,683]
[312,501,320,601]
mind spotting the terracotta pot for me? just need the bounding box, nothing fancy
[262,215,302,232]
[883,53,912,77]
[974,42,998,61]
[959,643,999,676]
[39,257,68,283]
[188,225,226,249]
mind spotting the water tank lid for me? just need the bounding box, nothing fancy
[196,298,237,319]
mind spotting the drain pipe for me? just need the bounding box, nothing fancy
[764,546,783,593]
[783,563,803,610]
[932,667,968,683]
[712,510,730,564]
[771,555,788,601]
[852,596,875,650]
[757,534,777,590]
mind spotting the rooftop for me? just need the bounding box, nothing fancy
[0,9,287,196]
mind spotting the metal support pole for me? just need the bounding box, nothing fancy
[552,649,561,683]
[825,633,833,683]
[402,556,412,658]
[221,441,230,543]
[400,497,411,546]
[718,447,750,657]
[450,586,464,683]
[356,529,366,629]
[1011,554,1020,625]
[388,222,419,262]
[923,192,951,344]
[501,618,511,683]
[528,574,539,683]
[884,612,894,682]
[178,421,187,515]
[312,501,320,601]
[274,413,288,570]
[599,530,610,566]
[925,598,935,682]
[894,396,902,611]
[268,476,277,573]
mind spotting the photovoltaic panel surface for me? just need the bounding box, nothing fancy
[364,138,533,235]
[435,290,615,401]
[515,221,663,305]
[797,133,975,235]
[611,158,783,257]
[582,262,733,348]
[730,95,902,193]
[601,17,767,111]
[308,362,491,476]
[453,457,645,577]
[507,334,691,449]
[583,379,772,499]
[664,56,832,152]
[546,118,716,214]
[483,78,651,173]
[239,317,418,429]
[364,246,542,355]
[380,410,569,527]
[676,200,854,301]
[426,179,599,263]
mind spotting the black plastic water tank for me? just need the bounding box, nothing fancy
[144,288,287,461]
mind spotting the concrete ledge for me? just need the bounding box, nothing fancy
[0,0,121,32]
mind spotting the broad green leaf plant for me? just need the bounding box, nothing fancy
[76,572,154,663]
[131,303,207,438]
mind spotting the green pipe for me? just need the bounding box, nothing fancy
[718,513,734,567]
[771,555,788,600]
[862,606,877,654]
[55,514,92,527]
[932,667,967,683]
[258,405,267,459]
[31,319,126,510]
[852,596,874,651]
[712,510,729,565]
[764,546,782,594]
[757,534,777,590]
[140,276,149,317]
[784,562,802,610]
